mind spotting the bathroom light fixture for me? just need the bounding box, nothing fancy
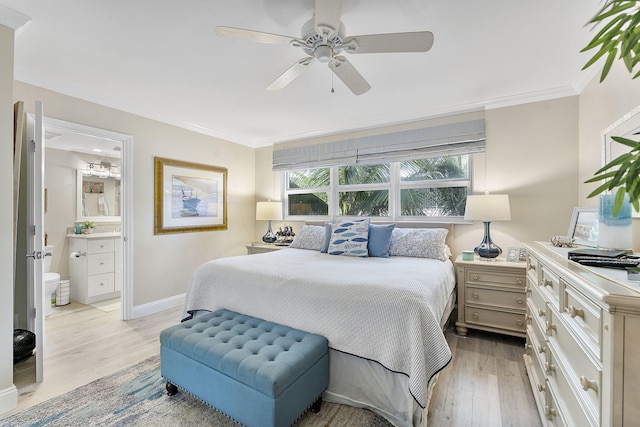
[256,201,282,244]
[464,194,511,259]
[81,162,121,179]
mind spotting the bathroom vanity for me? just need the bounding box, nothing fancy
[67,233,122,304]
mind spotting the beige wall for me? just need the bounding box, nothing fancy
[0,23,18,414]
[14,82,256,309]
[255,97,580,256]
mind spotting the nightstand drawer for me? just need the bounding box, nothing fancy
[465,306,526,333]
[466,286,525,311]
[466,269,525,288]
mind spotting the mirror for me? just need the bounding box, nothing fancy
[77,169,121,220]
[602,105,640,217]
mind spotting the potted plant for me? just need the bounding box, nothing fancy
[582,1,640,215]
[81,220,96,234]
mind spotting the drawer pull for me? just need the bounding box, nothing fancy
[525,285,531,294]
[545,362,556,374]
[516,297,523,304]
[471,274,480,280]
[537,383,546,393]
[538,309,545,317]
[528,263,536,271]
[545,321,556,335]
[472,312,479,320]
[525,344,532,353]
[472,292,479,299]
[542,278,553,287]
[516,319,524,327]
[99,282,104,286]
[515,278,523,285]
[566,305,585,319]
[544,405,557,419]
[525,314,532,322]
[538,345,546,354]
[580,376,599,392]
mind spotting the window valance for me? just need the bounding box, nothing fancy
[272,119,486,171]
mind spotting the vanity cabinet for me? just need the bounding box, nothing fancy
[523,241,640,426]
[68,234,121,304]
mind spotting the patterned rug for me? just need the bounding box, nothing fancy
[2,355,393,427]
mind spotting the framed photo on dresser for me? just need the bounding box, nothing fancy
[568,207,598,247]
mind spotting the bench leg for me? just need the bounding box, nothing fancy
[166,381,178,396]
[310,396,322,413]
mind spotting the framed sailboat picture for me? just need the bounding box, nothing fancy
[154,157,228,234]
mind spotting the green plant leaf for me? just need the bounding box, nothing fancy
[587,180,617,198]
[613,187,627,216]
[601,47,619,81]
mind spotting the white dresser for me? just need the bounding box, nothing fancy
[68,233,122,304]
[524,241,640,426]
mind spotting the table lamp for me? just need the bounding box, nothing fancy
[256,201,283,244]
[464,194,511,259]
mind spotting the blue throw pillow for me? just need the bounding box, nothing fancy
[368,223,396,257]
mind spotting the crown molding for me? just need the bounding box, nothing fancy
[0,5,31,30]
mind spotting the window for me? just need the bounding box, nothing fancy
[284,155,470,220]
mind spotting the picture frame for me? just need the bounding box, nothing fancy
[518,248,527,262]
[567,207,599,247]
[506,247,519,262]
[154,157,227,234]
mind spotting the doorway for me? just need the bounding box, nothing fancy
[42,117,132,320]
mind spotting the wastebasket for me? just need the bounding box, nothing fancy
[56,278,71,306]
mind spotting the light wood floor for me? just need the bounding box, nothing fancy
[10,302,541,426]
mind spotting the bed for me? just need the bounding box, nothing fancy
[181,223,456,427]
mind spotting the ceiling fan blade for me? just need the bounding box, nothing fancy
[267,57,315,91]
[329,56,371,95]
[345,31,434,54]
[215,26,295,45]
[314,0,344,38]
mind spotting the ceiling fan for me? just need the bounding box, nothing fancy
[215,0,434,95]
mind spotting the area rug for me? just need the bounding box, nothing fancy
[88,298,121,313]
[2,355,393,427]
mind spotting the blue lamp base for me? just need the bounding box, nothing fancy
[262,220,277,244]
[474,221,502,259]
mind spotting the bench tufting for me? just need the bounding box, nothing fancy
[160,309,329,427]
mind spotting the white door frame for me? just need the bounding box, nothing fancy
[42,117,133,320]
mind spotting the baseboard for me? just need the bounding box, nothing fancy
[0,384,18,416]
[131,293,185,319]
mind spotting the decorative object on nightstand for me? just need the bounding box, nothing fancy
[454,255,526,338]
[464,194,511,259]
[256,201,282,244]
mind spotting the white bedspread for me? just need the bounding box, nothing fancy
[182,248,456,408]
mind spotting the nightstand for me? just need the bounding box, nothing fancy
[245,244,286,255]
[454,255,527,338]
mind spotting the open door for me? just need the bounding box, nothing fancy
[25,101,45,383]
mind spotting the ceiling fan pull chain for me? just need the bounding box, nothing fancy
[331,70,335,93]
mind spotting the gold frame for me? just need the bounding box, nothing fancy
[154,157,228,234]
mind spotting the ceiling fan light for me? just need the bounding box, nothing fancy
[316,45,332,63]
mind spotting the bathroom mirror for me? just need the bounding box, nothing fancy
[77,169,121,221]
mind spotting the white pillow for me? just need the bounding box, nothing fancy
[388,228,449,261]
[288,225,326,251]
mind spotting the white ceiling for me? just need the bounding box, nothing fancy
[3,0,602,148]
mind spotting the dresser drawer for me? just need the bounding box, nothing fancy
[539,265,561,306]
[465,306,526,333]
[562,286,602,356]
[465,269,525,288]
[548,316,601,423]
[546,347,598,427]
[87,239,115,254]
[527,326,547,389]
[526,254,539,285]
[529,280,548,319]
[88,253,114,275]
[545,383,568,427]
[528,300,548,351]
[466,286,525,311]
[88,273,115,297]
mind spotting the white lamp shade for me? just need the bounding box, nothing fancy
[256,201,283,221]
[464,194,511,221]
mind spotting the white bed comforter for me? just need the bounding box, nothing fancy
[182,248,455,408]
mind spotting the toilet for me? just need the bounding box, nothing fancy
[43,245,59,317]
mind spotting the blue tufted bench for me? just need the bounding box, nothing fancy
[159,309,329,427]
